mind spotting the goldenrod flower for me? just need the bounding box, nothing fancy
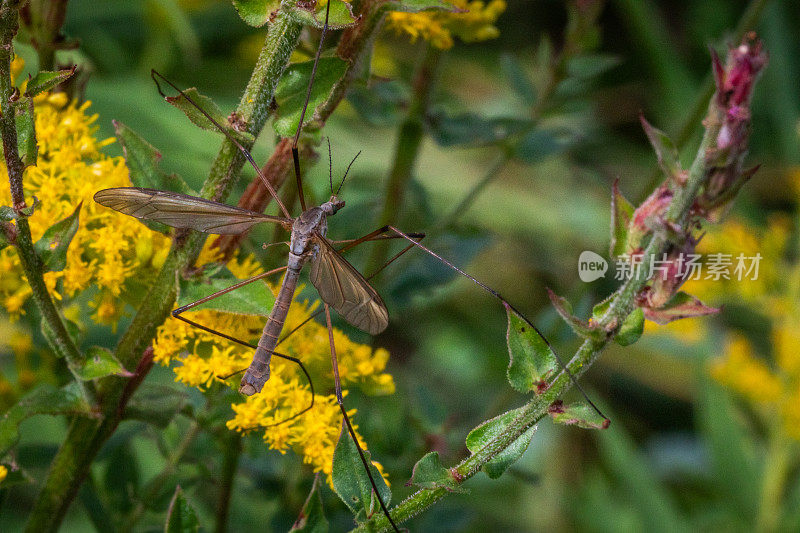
[387,0,506,50]
[0,59,171,327]
[0,464,7,484]
[154,247,395,482]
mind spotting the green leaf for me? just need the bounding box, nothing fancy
[610,180,635,258]
[346,81,409,127]
[549,401,610,430]
[0,206,16,221]
[124,385,189,428]
[466,406,537,479]
[24,67,77,97]
[164,485,200,533]
[566,54,621,80]
[286,0,356,29]
[382,0,457,13]
[615,308,644,346]
[114,121,192,194]
[426,110,532,147]
[273,57,348,137]
[500,53,536,105]
[73,346,133,380]
[290,475,329,533]
[0,383,92,457]
[34,202,81,272]
[231,0,280,27]
[15,97,37,167]
[514,127,571,164]
[547,288,604,341]
[177,266,275,315]
[591,295,613,321]
[104,443,140,514]
[162,87,254,145]
[331,424,391,521]
[407,452,462,491]
[505,304,557,393]
[640,115,683,184]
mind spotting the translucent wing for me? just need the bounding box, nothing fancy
[94,187,290,234]
[310,235,389,335]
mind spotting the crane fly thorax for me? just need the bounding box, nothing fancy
[289,206,329,261]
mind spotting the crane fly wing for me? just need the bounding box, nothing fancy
[93,187,290,234]
[310,235,389,335]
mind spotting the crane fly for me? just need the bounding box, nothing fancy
[92,184,388,396]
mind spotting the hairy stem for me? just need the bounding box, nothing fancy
[24,6,303,530]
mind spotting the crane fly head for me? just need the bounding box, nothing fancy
[321,195,345,215]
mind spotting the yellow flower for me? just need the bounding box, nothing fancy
[0,464,7,484]
[0,76,171,326]
[154,269,395,483]
[387,0,506,50]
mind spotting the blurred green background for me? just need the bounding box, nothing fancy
[3,0,800,531]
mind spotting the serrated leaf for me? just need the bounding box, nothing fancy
[15,97,37,166]
[640,115,682,183]
[34,202,81,272]
[163,87,254,145]
[426,110,532,147]
[164,485,199,533]
[114,121,192,194]
[286,0,356,29]
[549,400,610,430]
[177,266,275,315]
[290,475,329,533]
[24,67,76,97]
[610,180,635,258]
[615,308,644,346]
[273,57,348,137]
[407,452,462,491]
[505,304,557,393]
[466,407,537,479]
[331,424,391,521]
[547,288,604,340]
[232,0,280,27]
[73,346,133,380]
[642,291,720,325]
[0,383,92,457]
[124,385,188,428]
[382,0,457,13]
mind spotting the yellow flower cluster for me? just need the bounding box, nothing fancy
[387,0,506,50]
[0,464,7,484]
[153,245,395,479]
[0,57,171,327]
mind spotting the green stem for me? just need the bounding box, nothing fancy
[24,7,303,530]
[0,0,88,399]
[120,421,201,533]
[755,426,793,533]
[367,45,441,273]
[352,40,734,531]
[214,431,242,533]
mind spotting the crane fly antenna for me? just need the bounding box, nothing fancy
[327,137,334,195]
[291,0,332,211]
[150,70,292,220]
[336,150,360,196]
